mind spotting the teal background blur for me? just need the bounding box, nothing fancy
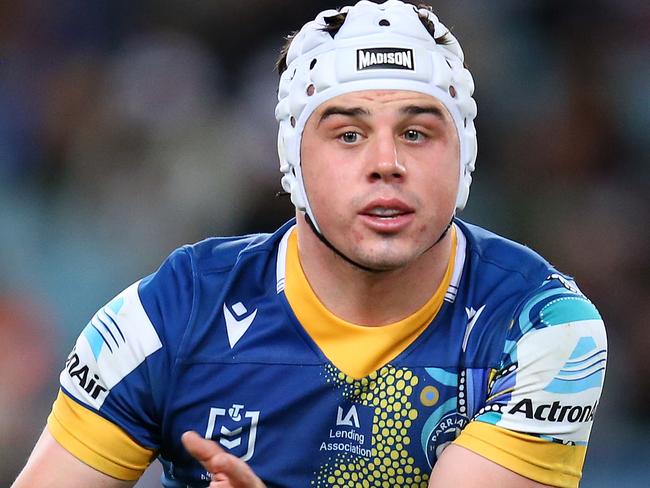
[1,1,648,486]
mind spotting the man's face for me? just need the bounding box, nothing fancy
[300,89,460,271]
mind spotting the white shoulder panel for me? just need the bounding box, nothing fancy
[493,318,606,444]
[60,281,163,410]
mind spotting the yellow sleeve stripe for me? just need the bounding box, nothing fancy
[453,421,586,488]
[47,390,156,481]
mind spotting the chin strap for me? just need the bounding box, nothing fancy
[303,213,454,273]
[304,213,376,272]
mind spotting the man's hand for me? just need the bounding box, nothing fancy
[181,431,266,488]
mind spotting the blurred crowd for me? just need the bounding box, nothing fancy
[1,1,648,486]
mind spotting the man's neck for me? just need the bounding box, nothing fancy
[295,218,454,327]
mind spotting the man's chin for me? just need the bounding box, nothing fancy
[347,249,415,273]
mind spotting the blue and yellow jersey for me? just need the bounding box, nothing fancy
[48,219,607,487]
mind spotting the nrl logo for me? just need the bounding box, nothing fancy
[357,47,414,71]
[205,404,260,461]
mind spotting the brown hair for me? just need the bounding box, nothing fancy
[276,2,452,76]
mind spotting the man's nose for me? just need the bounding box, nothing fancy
[367,135,406,183]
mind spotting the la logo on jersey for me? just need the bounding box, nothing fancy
[320,404,373,458]
[205,404,260,461]
[336,405,360,428]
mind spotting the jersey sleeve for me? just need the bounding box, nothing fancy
[454,275,607,488]
[47,247,195,480]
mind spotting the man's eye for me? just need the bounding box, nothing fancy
[340,132,359,143]
[404,130,423,142]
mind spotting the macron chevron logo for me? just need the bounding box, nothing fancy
[224,302,257,349]
[544,336,606,394]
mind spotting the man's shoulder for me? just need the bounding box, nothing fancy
[136,221,295,347]
[456,219,604,338]
[457,219,557,284]
[180,220,295,275]
[452,219,569,344]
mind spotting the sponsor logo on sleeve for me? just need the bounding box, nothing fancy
[508,398,598,423]
[64,346,108,400]
[496,321,605,442]
[60,282,162,409]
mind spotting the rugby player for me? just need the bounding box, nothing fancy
[12,1,606,487]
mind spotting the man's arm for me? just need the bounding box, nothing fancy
[437,278,607,488]
[12,428,135,488]
[429,444,549,488]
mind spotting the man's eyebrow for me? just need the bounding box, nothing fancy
[318,106,371,126]
[400,105,446,120]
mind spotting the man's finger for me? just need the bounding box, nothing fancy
[182,430,265,488]
[181,431,226,467]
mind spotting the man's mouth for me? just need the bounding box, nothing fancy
[363,207,410,218]
[360,199,414,218]
[358,200,415,232]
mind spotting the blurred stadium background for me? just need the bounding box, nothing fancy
[1,0,648,486]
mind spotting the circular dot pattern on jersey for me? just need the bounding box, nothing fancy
[314,364,429,487]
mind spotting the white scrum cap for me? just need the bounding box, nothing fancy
[276,0,477,231]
